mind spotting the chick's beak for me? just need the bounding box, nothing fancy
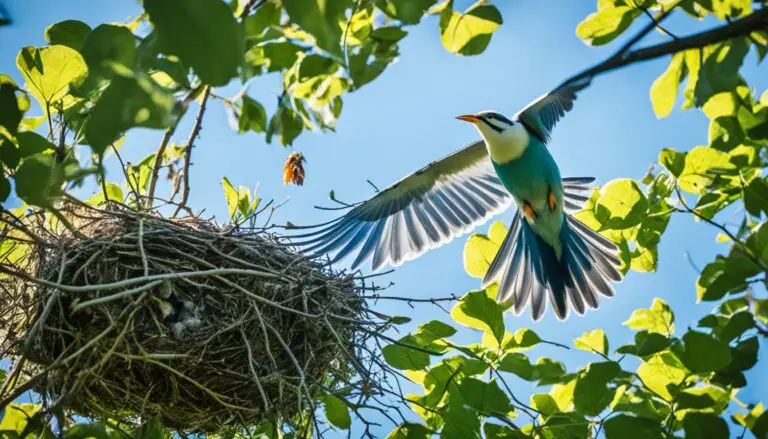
[456,114,480,124]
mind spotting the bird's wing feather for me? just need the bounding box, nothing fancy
[290,141,513,270]
[515,77,591,143]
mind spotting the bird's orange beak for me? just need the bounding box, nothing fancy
[456,114,480,123]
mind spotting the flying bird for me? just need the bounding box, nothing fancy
[290,78,622,320]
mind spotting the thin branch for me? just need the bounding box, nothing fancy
[146,126,177,206]
[640,6,680,39]
[675,185,768,272]
[559,7,768,89]
[173,86,211,217]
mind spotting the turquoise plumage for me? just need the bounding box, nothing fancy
[291,78,622,320]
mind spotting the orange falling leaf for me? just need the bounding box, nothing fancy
[283,152,306,186]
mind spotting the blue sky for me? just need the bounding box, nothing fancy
[1,0,767,435]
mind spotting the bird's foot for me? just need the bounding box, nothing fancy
[523,201,537,221]
[548,191,557,212]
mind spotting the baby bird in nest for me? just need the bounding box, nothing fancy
[283,152,306,186]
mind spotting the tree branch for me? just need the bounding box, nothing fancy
[146,126,177,206]
[147,86,204,207]
[560,7,768,89]
[173,87,210,217]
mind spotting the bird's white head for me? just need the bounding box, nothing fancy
[456,111,530,164]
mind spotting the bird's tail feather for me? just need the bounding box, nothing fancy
[489,214,622,321]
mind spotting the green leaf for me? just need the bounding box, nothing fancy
[64,423,115,439]
[682,412,729,439]
[222,177,239,218]
[244,1,281,41]
[752,410,768,439]
[650,53,685,118]
[680,330,731,373]
[696,254,753,302]
[550,379,576,412]
[464,232,502,278]
[694,39,748,107]
[498,352,535,381]
[734,403,765,430]
[630,243,659,272]
[372,26,408,42]
[718,310,754,342]
[744,177,768,217]
[676,386,729,411]
[620,330,669,358]
[725,336,758,372]
[637,352,687,401]
[422,356,487,403]
[534,357,566,382]
[45,20,91,50]
[659,148,686,177]
[707,0,752,19]
[603,414,663,439]
[511,328,540,349]
[145,0,243,86]
[247,41,306,73]
[16,45,87,109]
[574,329,608,355]
[594,179,649,229]
[0,403,40,432]
[457,378,511,414]
[86,182,124,205]
[324,394,351,430]
[573,361,620,416]
[623,298,675,336]
[386,423,432,439]
[413,320,456,345]
[377,0,436,25]
[80,24,136,78]
[382,335,431,370]
[483,423,527,439]
[266,103,303,146]
[576,4,639,46]
[540,413,589,439]
[0,172,9,202]
[441,403,481,439]
[702,92,738,120]
[84,71,175,154]
[531,393,560,417]
[238,96,267,133]
[678,146,736,194]
[0,83,24,137]
[16,131,56,158]
[284,0,350,56]
[15,153,64,207]
[439,3,503,56]
[709,115,744,150]
[450,289,504,343]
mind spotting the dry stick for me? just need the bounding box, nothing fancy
[138,218,149,277]
[558,6,768,90]
[147,85,205,206]
[146,127,177,206]
[0,265,280,294]
[239,327,271,411]
[173,86,211,218]
[70,280,164,313]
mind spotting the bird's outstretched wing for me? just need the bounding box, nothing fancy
[515,77,592,143]
[289,141,513,271]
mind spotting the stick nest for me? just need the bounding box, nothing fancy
[0,204,372,432]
